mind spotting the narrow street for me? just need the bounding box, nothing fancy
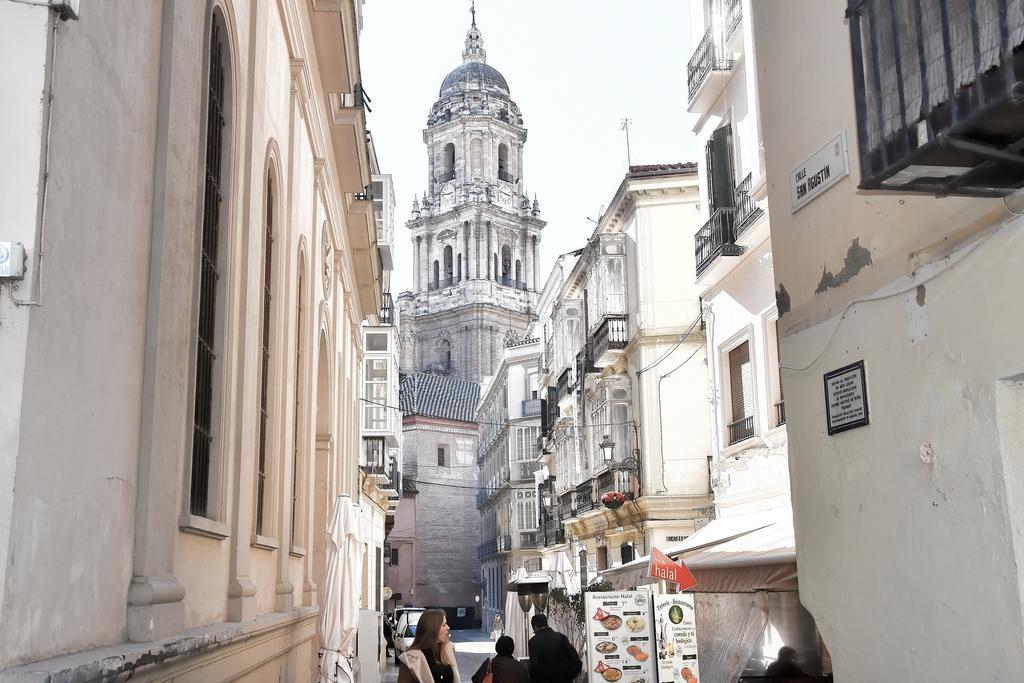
[384,631,495,683]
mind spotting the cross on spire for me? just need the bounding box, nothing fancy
[470,1,476,28]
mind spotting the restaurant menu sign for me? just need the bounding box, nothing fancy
[653,594,699,683]
[584,591,657,683]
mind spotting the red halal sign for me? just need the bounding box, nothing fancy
[648,546,697,591]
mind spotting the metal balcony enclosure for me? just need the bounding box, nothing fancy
[847,0,1024,196]
[733,174,763,237]
[695,207,743,276]
[379,291,394,325]
[361,436,389,483]
[592,315,629,367]
[520,531,540,549]
[522,398,543,417]
[574,480,596,514]
[728,415,755,445]
[687,25,735,104]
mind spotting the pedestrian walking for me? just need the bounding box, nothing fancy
[491,613,504,641]
[398,609,462,683]
[472,636,530,683]
[527,614,582,683]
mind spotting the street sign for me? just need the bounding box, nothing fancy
[648,547,697,590]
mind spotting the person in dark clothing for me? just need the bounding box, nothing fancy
[765,646,807,680]
[527,614,582,683]
[472,636,530,683]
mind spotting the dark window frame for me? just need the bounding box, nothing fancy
[256,171,274,536]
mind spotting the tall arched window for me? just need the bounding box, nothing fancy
[498,143,509,182]
[256,169,275,536]
[291,253,306,546]
[501,245,512,283]
[443,245,453,284]
[440,339,452,371]
[443,143,456,181]
[190,12,231,519]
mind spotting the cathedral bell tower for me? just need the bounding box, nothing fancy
[398,7,545,382]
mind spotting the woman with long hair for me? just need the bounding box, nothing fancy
[398,609,461,683]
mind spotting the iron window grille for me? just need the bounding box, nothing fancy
[190,19,227,518]
[847,0,1024,196]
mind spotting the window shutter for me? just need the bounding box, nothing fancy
[729,341,752,420]
[709,124,736,211]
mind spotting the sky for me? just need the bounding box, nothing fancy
[361,0,702,294]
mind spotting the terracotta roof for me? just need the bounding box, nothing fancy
[626,162,698,178]
[399,372,481,423]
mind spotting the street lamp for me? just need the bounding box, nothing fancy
[600,435,615,464]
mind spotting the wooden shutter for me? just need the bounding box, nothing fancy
[729,341,752,421]
[708,124,736,211]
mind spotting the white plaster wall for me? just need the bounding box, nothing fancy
[780,222,1024,679]
[0,1,50,629]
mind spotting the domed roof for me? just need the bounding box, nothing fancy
[439,61,510,98]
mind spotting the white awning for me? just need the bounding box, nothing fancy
[602,508,797,591]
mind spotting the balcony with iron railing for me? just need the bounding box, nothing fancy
[559,492,575,521]
[519,531,540,549]
[732,173,763,239]
[686,25,735,112]
[574,480,596,514]
[477,537,498,560]
[556,368,572,406]
[379,291,394,325]
[361,436,390,484]
[695,207,743,277]
[776,400,786,427]
[728,415,755,445]
[497,534,513,553]
[542,519,566,547]
[724,0,742,40]
[591,315,629,368]
[381,456,400,496]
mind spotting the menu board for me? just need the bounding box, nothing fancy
[583,591,656,683]
[653,594,699,683]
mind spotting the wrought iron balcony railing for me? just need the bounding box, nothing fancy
[516,460,540,481]
[694,207,742,276]
[687,26,734,103]
[574,480,596,514]
[725,0,742,39]
[477,537,498,559]
[728,415,755,445]
[379,291,394,325]
[497,534,513,553]
[520,531,540,549]
[776,400,786,427]
[556,368,572,405]
[733,173,763,238]
[592,315,629,366]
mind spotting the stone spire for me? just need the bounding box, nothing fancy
[463,2,487,64]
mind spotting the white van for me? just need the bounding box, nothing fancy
[394,608,426,663]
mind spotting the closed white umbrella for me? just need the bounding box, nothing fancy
[319,495,364,683]
[549,550,580,595]
[504,567,532,658]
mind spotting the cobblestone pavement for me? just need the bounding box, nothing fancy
[384,630,494,683]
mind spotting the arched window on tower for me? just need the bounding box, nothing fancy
[443,143,456,181]
[501,245,512,284]
[498,143,510,182]
[432,260,440,289]
[443,245,453,286]
[439,339,452,371]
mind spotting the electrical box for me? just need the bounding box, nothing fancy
[0,242,27,280]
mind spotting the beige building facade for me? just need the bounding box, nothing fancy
[0,0,389,679]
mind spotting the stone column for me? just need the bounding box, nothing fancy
[525,232,533,291]
[413,236,419,291]
[517,146,524,193]
[533,237,540,290]
[128,2,188,639]
[468,220,476,279]
[486,222,492,279]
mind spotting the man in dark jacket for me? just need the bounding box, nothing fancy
[527,614,582,683]
[472,636,531,683]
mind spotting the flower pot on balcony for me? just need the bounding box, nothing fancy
[601,491,627,510]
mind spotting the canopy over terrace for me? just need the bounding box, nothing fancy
[601,508,796,592]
